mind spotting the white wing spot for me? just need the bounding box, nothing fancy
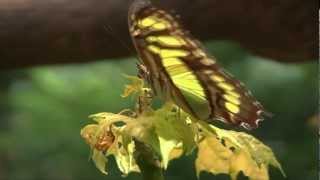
[240,122,252,130]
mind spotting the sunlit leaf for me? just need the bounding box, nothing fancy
[108,135,140,175]
[211,126,285,176]
[195,125,285,180]
[81,112,140,176]
[168,147,184,161]
[81,74,285,180]
[92,150,108,175]
[152,106,196,168]
[155,106,196,152]
[196,136,270,180]
[121,75,144,98]
[80,124,99,147]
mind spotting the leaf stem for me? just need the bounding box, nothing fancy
[134,140,164,180]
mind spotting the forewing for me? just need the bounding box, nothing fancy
[128,0,267,129]
[128,1,211,120]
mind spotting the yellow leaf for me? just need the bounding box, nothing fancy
[210,126,285,176]
[169,148,184,161]
[195,125,285,180]
[80,124,99,147]
[121,75,144,98]
[158,136,179,169]
[81,111,140,176]
[92,150,108,175]
[195,136,232,176]
[89,112,133,124]
[108,135,140,175]
[80,78,284,180]
[196,136,270,180]
[229,151,269,180]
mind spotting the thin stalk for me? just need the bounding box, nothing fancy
[134,140,164,180]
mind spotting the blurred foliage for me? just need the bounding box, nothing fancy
[0,41,317,180]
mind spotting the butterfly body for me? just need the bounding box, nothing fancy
[128,0,268,129]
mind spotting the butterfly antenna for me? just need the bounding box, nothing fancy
[103,24,140,61]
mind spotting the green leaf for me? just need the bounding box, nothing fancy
[152,105,196,168]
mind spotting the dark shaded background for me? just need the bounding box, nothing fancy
[0,0,318,180]
[0,0,317,69]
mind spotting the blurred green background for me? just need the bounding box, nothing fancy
[0,41,317,180]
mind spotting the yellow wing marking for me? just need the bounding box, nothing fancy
[138,16,171,31]
[160,49,189,58]
[162,57,184,67]
[218,82,234,91]
[211,75,225,82]
[139,17,157,27]
[152,23,168,30]
[226,91,241,98]
[146,40,205,99]
[166,64,191,76]
[161,57,206,100]
[172,70,206,100]
[225,102,240,114]
[223,94,241,105]
[217,81,241,98]
[146,36,186,47]
[147,45,189,58]
[147,45,161,54]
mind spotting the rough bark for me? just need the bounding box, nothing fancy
[0,0,317,70]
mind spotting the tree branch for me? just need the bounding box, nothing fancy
[0,0,317,70]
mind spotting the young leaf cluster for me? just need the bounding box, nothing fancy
[80,76,284,180]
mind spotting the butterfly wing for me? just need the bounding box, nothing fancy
[128,0,268,129]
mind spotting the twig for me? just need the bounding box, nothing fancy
[134,140,164,180]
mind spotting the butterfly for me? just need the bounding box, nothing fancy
[128,0,269,129]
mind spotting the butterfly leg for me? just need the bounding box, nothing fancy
[137,63,149,80]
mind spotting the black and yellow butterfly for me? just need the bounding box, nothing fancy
[128,0,269,129]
